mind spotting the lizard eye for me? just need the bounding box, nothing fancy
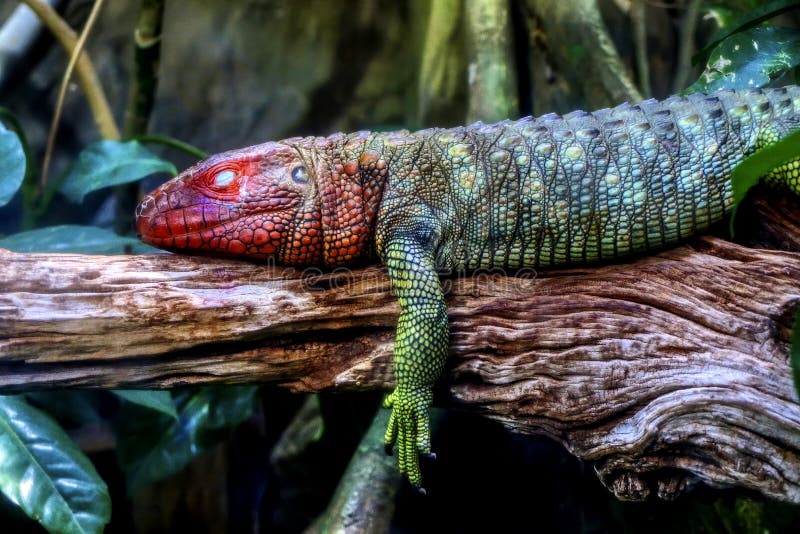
[291,166,308,184]
[200,163,243,196]
[213,170,237,187]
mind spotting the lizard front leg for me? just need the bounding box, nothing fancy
[380,232,448,490]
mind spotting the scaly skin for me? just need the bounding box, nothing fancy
[136,86,800,489]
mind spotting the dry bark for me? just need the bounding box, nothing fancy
[1,195,799,503]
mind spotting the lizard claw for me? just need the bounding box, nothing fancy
[383,386,434,488]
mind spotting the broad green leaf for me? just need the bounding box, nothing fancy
[25,392,103,427]
[60,140,176,204]
[116,386,258,493]
[0,395,110,534]
[0,225,160,255]
[113,391,178,420]
[688,26,800,93]
[134,134,208,160]
[0,120,25,207]
[792,309,800,401]
[727,129,800,235]
[694,0,800,66]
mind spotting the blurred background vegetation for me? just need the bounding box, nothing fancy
[1,0,800,532]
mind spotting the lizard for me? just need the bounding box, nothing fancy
[135,86,800,490]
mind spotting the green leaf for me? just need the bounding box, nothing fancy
[133,134,208,159]
[727,128,800,235]
[694,0,800,66]
[0,119,26,207]
[0,225,160,255]
[60,140,176,204]
[25,392,103,427]
[116,386,258,493]
[112,391,178,420]
[792,308,800,401]
[688,26,800,93]
[0,395,110,534]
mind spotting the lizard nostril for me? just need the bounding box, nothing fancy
[135,195,161,240]
[135,195,155,218]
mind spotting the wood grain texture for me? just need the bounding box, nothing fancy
[1,194,799,502]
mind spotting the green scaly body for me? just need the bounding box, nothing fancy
[137,86,800,488]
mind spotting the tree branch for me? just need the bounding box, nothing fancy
[1,196,799,503]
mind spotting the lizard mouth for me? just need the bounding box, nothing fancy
[135,174,247,251]
[135,185,296,258]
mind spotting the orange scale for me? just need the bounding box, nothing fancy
[252,229,268,245]
[227,241,244,254]
[188,235,203,248]
[166,210,188,234]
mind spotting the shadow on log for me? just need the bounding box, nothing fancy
[1,194,799,503]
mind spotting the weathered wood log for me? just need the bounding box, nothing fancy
[1,195,799,503]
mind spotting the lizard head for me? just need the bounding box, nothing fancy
[135,141,324,265]
[136,135,386,266]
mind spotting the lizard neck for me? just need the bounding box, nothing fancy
[295,132,390,267]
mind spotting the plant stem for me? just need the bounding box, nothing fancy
[123,0,165,138]
[631,0,651,98]
[672,0,702,93]
[116,0,167,234]
[32,0,111,193]
[465,0,519,123]
[20,0,118,141]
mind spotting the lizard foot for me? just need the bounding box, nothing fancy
[383,386,433,488]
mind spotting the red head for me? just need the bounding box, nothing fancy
[135,137,385,266]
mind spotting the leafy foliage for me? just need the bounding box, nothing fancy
[24,392,104,427]
[112,391,178,420]
[0,225,160,254]
[0,119,26,207]
[60,140,176,204]
[688,26,800,93]
[694,0,800,66]
[724,129,800,235]
[116,387,258,493]
[0,396,110,534]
